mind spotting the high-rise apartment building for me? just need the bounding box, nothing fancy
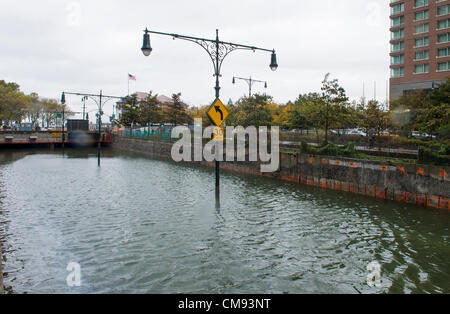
[390,0,450,99]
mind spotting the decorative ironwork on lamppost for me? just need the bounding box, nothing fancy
[141,28,278,208]
[61,91,123,166]
[232,76,267,98]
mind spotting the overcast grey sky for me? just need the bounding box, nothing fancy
[0,0,390,118]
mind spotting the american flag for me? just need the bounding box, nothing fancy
[128,73,136,81]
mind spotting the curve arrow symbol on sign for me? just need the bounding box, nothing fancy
[214,106,223,120]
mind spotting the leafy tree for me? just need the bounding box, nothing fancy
[357,100,389,136]
[41,98,61,127]
[119,94,140,127]
[389,78,450,139]
[270,102,291,129]
[139,91,162,125]
[288,93,321,132]
[26,92,43,127]
[0,80,29,123]
[416,103,450,138]
[389,90,428,135]
[320,73,349,142]
[164,93,190,125]
[425,79,450,138]
[188,105,214,127]
[229,94,273,127]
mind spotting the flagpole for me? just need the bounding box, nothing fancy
[128,76,130,96]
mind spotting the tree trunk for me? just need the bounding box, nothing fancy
[325,104,329,143]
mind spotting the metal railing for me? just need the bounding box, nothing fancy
[114,125,193,142]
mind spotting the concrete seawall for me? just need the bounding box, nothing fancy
[112,137,450,210]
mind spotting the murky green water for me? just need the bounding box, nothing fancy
[0,148,449,294]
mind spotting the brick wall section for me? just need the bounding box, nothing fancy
[113,137,450,210]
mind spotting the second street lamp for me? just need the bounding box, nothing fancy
[141,28,277,208]
[232,76,268,98]
[61,91,122,166]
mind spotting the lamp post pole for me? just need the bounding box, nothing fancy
[98,90,102,166]
[140,28,278,208]
[62,106,65,150]
[232,76,267,98]
[213,30,221,206]
[61,91,122,166]
[82,96,88,120]
[60,93,66,150]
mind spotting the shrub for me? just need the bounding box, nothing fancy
[300,141,356,157]
[418,146,450,165]
[439,144,450,155]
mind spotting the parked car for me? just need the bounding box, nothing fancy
[346,129,366,137]
[410,131,436,139]
[377,130,399,137]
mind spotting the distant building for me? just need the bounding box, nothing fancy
[390,0,450,99]
[134,92,174,105]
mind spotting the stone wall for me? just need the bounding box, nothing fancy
[112,137,450,210]
[0,131,63,144]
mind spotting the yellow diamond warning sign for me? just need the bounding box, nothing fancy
[207,98,229,127]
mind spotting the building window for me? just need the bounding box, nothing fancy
[438,32,450,43]
[391,16,404,27]
[437,5,450,17]
[391,29,405,40]
[391,67,404,78]
[415,0,428,8]
[415,36,429,47]
[391,41,405,52]
[414,63,429,74]
[438,19,450,30]
[391,3,404,15]
[415,50,429,60]
[415,23,429,34]
[437,61,450,71]
[415,10,429,21]
[391,54,405,65]
[438,47,450,57]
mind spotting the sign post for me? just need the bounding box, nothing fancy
[207,98,229,208]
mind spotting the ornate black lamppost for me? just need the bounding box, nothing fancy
[141,28,278,208]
